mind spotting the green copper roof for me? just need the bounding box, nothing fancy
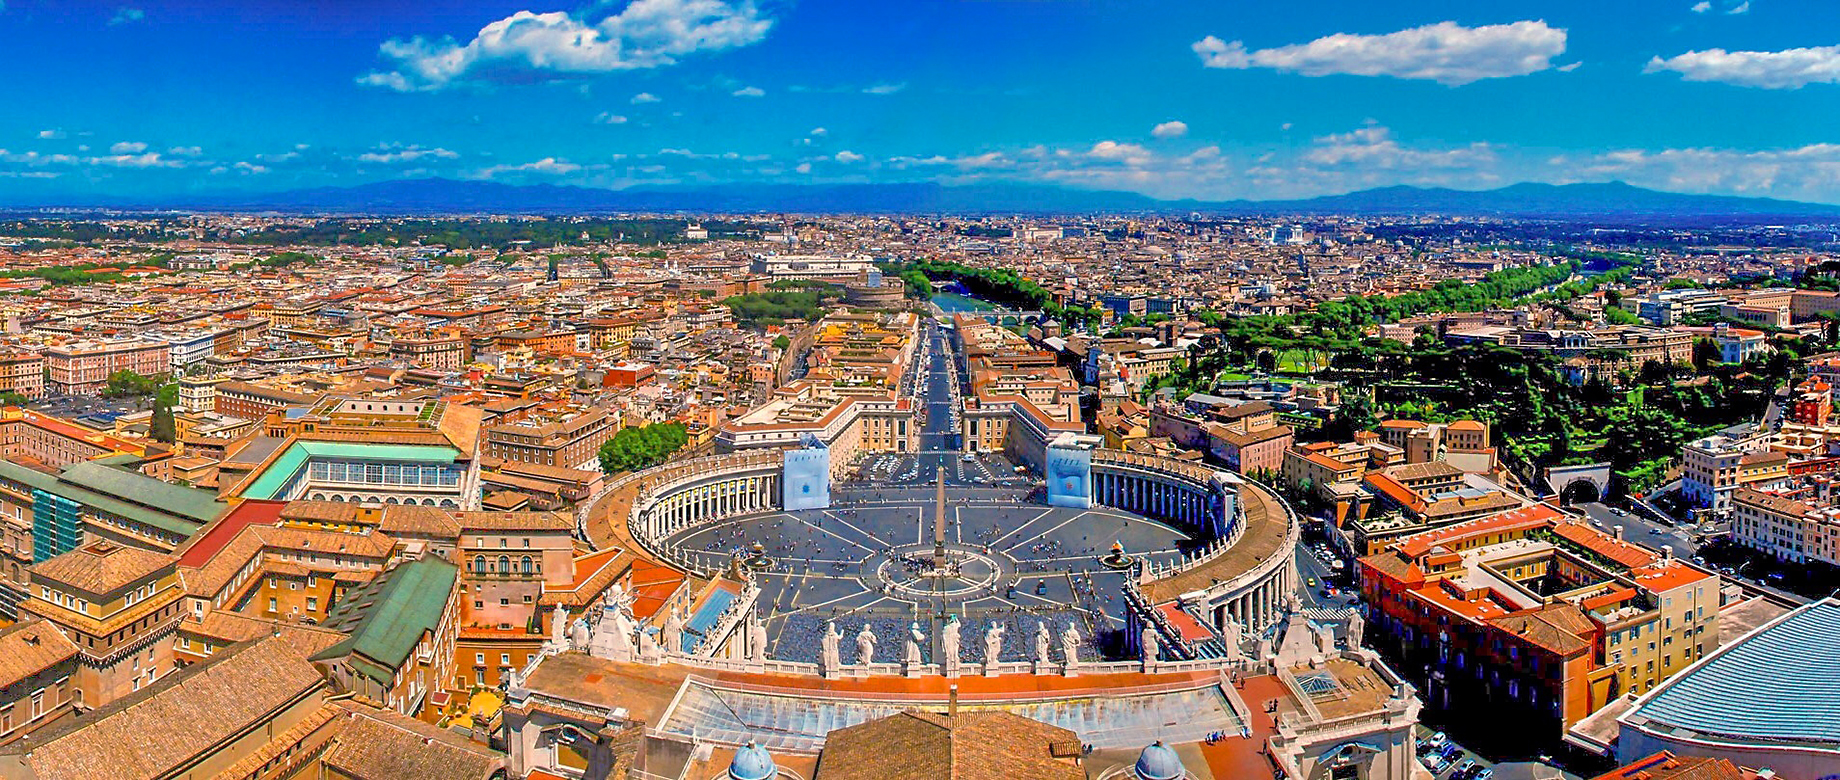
[312,556,458,683]
[240,440,459,501]
[61,461,224,524]
[0,459,220,538]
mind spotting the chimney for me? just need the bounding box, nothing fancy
[1663,545,1673,561]
[1613,525,1624,541]
[948,683,959,717]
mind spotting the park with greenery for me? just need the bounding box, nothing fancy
[1140,256,1798,497]
[722,282,847,329]
[597,422,690,474]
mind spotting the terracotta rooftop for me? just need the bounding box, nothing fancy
[814,710,1082,780]
[319,700,506,780]
[31,540,172,596]
[0,627,343,780]
[0,619,80,690]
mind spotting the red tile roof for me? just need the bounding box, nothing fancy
[1396,503,1561,559]
[177,499,288,569]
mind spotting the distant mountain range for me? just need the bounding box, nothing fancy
[8,178,1840,220]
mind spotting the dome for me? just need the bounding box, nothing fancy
[1133,741,1186,780]
[729,742,777,780]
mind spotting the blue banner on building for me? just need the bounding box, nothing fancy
[783,435,831,510]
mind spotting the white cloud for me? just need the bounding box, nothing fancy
[478,157,581,177]
[596,112,629,124]
[1647,45,1840,88]
[1300,125,1495,169]
[0,149,79,166]
[359,0,773,91]
[1150,120,1188,139]
[731,85,764,97]
[1691,1,1712,11]
[232,161,268,175]
[834,150,863,163]
[355,144,459,164]
[108,6,144,25]
[862,82,906,95]
[36,129,64,140]
[794,162,812,174]
[1086,140,1153,163]
[631,92,661,104]
[1193,20,1568,86]
[1727,1,1750,13]
[168,145,202,157]
[1564,143,1840,198]
[91,152,180,168]
[109,141,147,154]
[808,127,827,137]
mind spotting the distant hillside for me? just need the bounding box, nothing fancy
[10,178,1840,220]
[1213,182,1840,219]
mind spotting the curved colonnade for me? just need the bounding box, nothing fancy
[585,447,1300,660]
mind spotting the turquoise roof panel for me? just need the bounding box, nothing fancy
[1634,599,1840,745]
[241,440,458,500]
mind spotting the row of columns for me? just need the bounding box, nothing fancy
[1091,469,1211,528]
[645,473,780,538]
[1214,560,1297,634]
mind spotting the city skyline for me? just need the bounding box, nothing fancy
[4,0,1840,203]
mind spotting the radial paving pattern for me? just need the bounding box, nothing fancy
[660,483,1196,663]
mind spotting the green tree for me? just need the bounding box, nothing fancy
[597,422,691,474]
[1604,307,1639,325]
[150,398,176,443]
[103,369,166,398]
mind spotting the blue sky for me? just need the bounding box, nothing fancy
[4,0,1840,202]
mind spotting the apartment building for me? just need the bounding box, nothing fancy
[211,379,318,419]
[20,540,186,709]
[1729,481,1840,565]
[1359,507,1720,740]
[0,353,45,400]
[1681,428,1779,513]
[390,332,468,371]
[0,620,80,745]
[43,339,170,395]
[483,407,619,471]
